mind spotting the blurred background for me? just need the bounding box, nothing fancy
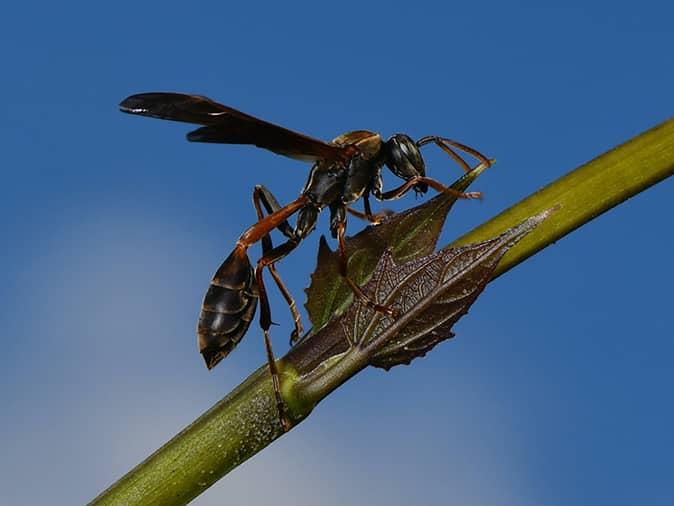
[1,1,673,504]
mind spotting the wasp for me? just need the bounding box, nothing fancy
[119,92,491,428]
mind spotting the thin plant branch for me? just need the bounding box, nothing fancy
[91,117,674,506]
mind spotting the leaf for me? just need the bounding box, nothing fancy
[305,161,491,332]
[308,209,552,370]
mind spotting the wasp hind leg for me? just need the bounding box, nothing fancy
[253,185,305,345]
[254,239,302,432]
[233,190,308,432]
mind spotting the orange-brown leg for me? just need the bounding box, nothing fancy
[346,206,393,224]
[346,193,394,224]
[236,195,308,252]
[416,135,493,171]
[422,139,472,173]
[252,186,304,344]
[231,193,308,432]
[380,176,483,202]
[255,239,301,431]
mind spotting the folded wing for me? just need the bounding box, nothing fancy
[119,92,348,162]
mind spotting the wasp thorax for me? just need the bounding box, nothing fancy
[384,134,427,193]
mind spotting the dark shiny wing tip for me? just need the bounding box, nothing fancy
[119,92,186,116]
[118,92,231,126]
[119,94,151,114]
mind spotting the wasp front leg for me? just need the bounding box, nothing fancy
[375,135,493,202]
[416,135,493,173]
[375,176,483,202]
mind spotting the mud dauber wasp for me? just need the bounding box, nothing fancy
[119,92,492,429]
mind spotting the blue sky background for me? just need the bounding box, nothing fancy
[1,1,673,505]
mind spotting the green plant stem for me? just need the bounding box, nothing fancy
[453,118,674,276]
[92,367,283,506]
[91,118,674,506]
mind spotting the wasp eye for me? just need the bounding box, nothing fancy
[385,134,426,182]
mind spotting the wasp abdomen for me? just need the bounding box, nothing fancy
[198,250,259,370]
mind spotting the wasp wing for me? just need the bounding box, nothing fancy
[119,92,348,162]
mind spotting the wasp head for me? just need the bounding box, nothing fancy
[384,134,427,194]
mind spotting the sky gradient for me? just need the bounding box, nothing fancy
[1,1,673,504]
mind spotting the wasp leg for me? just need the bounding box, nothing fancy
[237,195,308,250]
[233,195,308,432]
[345,194,393,224]
[416,135,493,173]
[378,176,483,202]
[346,207,394,225]
[346,207,394,224]
[252,185,304,344]
[253,185,296,241]
[331,206,395,317]
[255,239,302,432]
